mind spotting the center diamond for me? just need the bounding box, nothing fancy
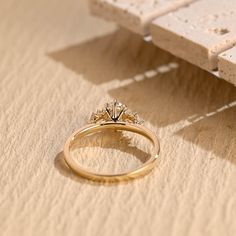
[105,100,127,122]
[90,100,142,124]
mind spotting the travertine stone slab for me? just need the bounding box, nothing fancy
[151,0,236,71]
[219,47,236,86]
[90,0,196,35]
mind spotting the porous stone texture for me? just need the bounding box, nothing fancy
[219,47,236,86]
[90,0,196,35]
[151,0,236,71]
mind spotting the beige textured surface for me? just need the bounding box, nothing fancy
[219,47,236,85]
[0,0,236,236]
[151,0,236,71]
[90,0,196,35]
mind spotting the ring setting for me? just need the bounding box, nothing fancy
[63,100,160,182]
[90,100,142,124]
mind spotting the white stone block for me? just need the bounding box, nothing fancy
[90,0,196,35]
[151,0,236,71]
[219,47,236,86]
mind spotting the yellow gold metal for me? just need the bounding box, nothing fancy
[63,101,160,182]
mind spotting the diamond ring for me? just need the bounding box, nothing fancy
[63,100,160,182]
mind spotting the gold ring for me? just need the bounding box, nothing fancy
[63,100,160,182]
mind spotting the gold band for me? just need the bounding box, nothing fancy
[63,122,160,182]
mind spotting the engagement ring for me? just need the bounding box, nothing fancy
[63,100,160,182]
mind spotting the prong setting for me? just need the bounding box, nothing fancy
[90,100,142,124]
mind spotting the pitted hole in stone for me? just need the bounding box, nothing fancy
[208,28,230,36]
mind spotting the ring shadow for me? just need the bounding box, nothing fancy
[49,28,236,167]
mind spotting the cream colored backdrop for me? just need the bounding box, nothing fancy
[0,0,235,236]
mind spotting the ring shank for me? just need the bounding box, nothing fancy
[63,122,160,182]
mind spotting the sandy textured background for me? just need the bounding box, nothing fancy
[0,0,236,236]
